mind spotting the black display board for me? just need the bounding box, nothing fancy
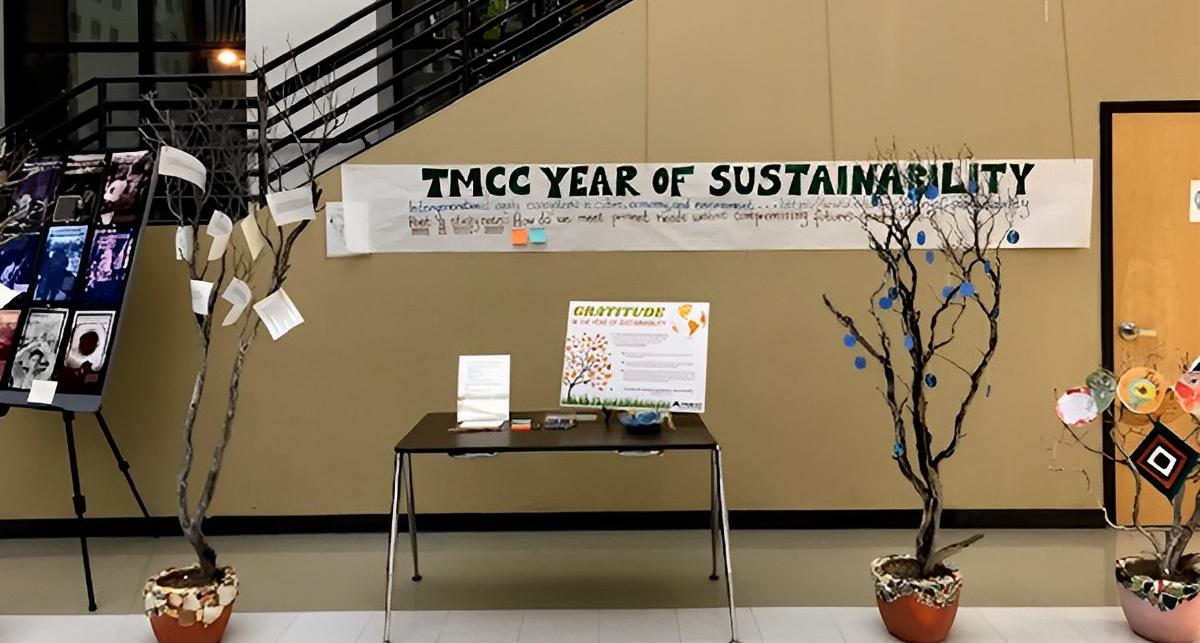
[0,151,156,412]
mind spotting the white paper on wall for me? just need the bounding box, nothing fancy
[158,145,208,189]
[206,211,234,261]
[325,202,364,258]
[220,278,253,327]
[175,226,194,261]
[266,188,317,226]
[252,289,304,340]
[341,160,1095,253]
[190,279,214,315]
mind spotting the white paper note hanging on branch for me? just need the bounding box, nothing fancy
[190,279,214,315]
[266,188,316,226]
[240,213,267,260]
[175,226,194,261]
[27,379,57,405]
[220,278,252,327]
[0,283,20,309]
[158,145,207,189]
[253,289,304,340]
[206,211,234,261]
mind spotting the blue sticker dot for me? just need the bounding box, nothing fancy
[854,356,868,370]
[925,250,935,264]
[903,335,914,351]
[871,194,881,206]
[925,373,938,388]
[983,259,992,274]
[960,282,976,297]
[1006,229,1020,244]
[967,179,979,194]
[878,297,893,310]
[941,285,955,300]
[916,230,927,245]
[843,334,857,348]
[892,442,905,458]
[925,184,939,200]
[907,187,919,204]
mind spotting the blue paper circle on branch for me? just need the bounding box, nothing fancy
[892,442,905,458]
[871,194,881,206]
[960,282,976,297]
[916,230,927,245]
[903,335,914,351]
[854,356,867,370]
[925,185,939,200]
[1006,229,1020,244]
[925,373,938,388]
[878,297,893,310]
[925,250,935,264]
[983,259,992,274]
[967,179,979,194]
[941,285,955,300]
[843,334,857,347]
[907,187,919,204]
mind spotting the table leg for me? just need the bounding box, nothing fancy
[715,445,739,643]
[710,449,720,581]
[405,452,422,581]
[383,451,402,643]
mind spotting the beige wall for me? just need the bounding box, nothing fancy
[1,0,1199,520]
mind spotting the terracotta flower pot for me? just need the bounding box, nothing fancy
[1115,556,1200,643]
[143,564,239,643]
[871,555,962,643]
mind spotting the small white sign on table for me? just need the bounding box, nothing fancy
[456,355,510,429]
[560,301,709,412]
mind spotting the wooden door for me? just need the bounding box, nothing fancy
[1111,109,1200,524]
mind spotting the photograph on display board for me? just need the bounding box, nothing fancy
[0,311,22,376]
[57,311,114,393]
[81,229,134,305]
[52,154,106,224]
[9,308,67,389]
[6,158,63,230]
[33,225,88,302]
[97,151,153,226]
[0,233,42,294]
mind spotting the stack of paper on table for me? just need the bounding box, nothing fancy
[456,355,510,429]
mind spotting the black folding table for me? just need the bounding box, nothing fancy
[383,411,739,642]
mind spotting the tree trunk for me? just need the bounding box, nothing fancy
[916,493,942,576]
[185,524,220,583]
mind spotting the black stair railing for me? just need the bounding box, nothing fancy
[0,0,633,223]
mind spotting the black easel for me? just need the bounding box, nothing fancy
[2,404,153,612]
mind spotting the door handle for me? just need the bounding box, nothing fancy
[1118,321,1158,340]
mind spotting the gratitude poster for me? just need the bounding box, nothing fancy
[339,159,1093,253]
[560,301,709,412]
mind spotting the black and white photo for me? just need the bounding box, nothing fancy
[52,154,107,224]
[0,233,41,294]
[6,158,63,229]
[58,311,114,392]
[9,308,67,389]
[81,229,135,305]
[98,151,153,225]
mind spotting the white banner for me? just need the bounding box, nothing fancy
[340,160,1092,253]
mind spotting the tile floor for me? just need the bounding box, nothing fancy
[0,606,1148,642]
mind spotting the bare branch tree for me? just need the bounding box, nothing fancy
[140,57,344,584]
[824,143,1012,577]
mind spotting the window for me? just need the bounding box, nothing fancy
[90,19,102,39]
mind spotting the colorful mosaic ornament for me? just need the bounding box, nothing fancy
[1116,556,1200,612]
[1118,367,1167,414]
[1056,387,1098,426]
[1130,421,1199,500]
[144,565,238,627]
[1085,368,1118,412]
[870,555,962,609]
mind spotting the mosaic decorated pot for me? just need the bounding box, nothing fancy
[1116,556,1200,643]
[143,564,238,643]
[871,555,962,643]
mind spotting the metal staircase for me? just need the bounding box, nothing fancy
[0,0,632,222]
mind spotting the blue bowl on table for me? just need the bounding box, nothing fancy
[617,410,665,434]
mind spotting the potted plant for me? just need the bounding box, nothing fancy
[137,60,344,643]
[823,147,1011,643]
[1053,363,1200,642]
